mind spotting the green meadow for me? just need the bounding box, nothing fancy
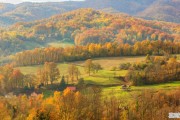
[17,56,180,98]
[17,56,144,85]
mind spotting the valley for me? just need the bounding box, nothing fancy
[16,56,180,99]
[0,2,179,119]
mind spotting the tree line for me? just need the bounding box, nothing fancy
[125,56,180,85]
[0,87,179,120]
[14,40,180,66]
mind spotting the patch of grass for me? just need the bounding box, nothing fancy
[84,75,122,85]
[46,40,74,48]
[74,56,145,70]
[17,56,180,94]
[57,63,85,75]
[17,56,133,75]
[24,41,44,49]
[18,63,126,86]
[102,81,180,98]
[16,56,146,87]
[38,81,180,99]
[17,65,42,74]
[132,81,180,90]
[176,54,180,61]
[82,70,127,85]
[94,70,123,77]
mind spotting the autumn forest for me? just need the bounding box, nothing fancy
[0,1,180,120]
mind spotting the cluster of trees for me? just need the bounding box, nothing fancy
[14,40,180,66]
[130,89,180,120]
[0,62,61,94]
[67,64,80,83]
[0,9,179,56]
[126,56,180,85]
[0,58,103,94]
[37,62,60,85]
[0,64,24,93]
[119,62,131,70]
[0,87,179,120]
[84,59,102,76]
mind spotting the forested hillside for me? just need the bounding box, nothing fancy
[0,2,179,120]
[138,0,180,23]
[0,9,179,57]
[0,2,82,27]
[0,0,179,27]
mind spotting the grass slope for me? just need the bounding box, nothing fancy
[102,81,180,99]
[46,40,74,48]
[17,56,180,98]
[17,56,146,85]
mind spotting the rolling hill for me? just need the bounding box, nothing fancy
[0,0,179,27]
[0,2,82,27]
[0,9,179,57]
[137,0,180,23]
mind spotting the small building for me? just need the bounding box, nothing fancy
[67,86,76,91]
[121,85,131,91]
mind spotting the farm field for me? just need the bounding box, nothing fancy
[17,56,145,74]
[42,81,180,98]
[17,54,179,74]
[17,56,145,85]
[17,56,180,98]
[102,81,180,97]
[17,55,180,86]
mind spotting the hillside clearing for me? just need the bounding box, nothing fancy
[46,40,74,48]
[17,56,145,74]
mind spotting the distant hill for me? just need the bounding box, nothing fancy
[0,2,83,27]
[0,9,179,56]
[0,0,179,27]
[0,3,15,14]
[137,0,180,23]
[83,0,156,14]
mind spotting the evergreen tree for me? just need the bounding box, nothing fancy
[59,76,67,90]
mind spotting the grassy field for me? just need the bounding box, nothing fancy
[46,40,74,48]
[177,54,180,61]
[18,56,145,74]
[24,39,74,49]
[82,70,127,85]
[102,81,180,99]
[74,56,145,70]
[23,41,44,50]
[17,56,180,98]
[17,56,145,85]
[41,81,180,98]
[17,56,180,86]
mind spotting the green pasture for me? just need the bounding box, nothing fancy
[46,40,74,48]
[17,56,139,85]
[17,56,139,75]
[16,56,180,98]
[102,81,180,98]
